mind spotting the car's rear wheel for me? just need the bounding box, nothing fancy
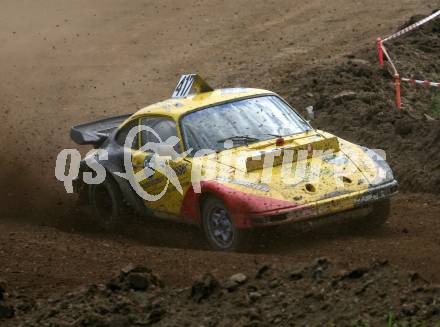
[89,177,123,231]
[202,197,245,251]
[364,199,391,229]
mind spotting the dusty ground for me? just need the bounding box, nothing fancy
[1,0,440,325]
[0,0,437,216]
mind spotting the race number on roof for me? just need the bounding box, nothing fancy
[172,74,213,98]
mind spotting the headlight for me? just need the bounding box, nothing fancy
[360,146,394,186]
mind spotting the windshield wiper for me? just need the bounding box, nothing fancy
[217,135,261,145]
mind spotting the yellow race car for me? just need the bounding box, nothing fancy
[71,75,398,251]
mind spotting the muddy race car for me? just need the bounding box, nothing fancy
[70,74,398,251]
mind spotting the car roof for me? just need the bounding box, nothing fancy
[131,88,275,121]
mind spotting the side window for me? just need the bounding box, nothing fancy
[140,117,181,152]
[115,120,139,149]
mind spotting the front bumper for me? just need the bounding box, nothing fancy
[248,180,398,227]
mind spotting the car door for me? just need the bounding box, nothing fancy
[131,116,192,216]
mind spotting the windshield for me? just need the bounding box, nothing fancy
[180,95,312,152]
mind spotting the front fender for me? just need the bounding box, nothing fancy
[180,181,297,228]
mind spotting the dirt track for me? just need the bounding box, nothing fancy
[1,0,440,319]
[1,193,440,302]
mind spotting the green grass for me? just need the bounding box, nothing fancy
[385,312,440,327]
[429,91,440,119]
[350,313,440,327]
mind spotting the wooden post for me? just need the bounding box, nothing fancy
[394,74,402,110]
[377,37,384,67]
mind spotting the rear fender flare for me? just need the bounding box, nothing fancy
[78,159,150,216]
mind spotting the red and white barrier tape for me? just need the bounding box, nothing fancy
[401,77,440,88]
[377,10,440,110]
[383,9,440,42]
[380,44,398,76]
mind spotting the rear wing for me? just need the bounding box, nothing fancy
[70,114,132,146]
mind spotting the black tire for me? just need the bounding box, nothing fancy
[89,177,123,231]
[202,197,245,251]
[364,199,391,229]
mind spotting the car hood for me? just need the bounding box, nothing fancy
[193,130,387,205]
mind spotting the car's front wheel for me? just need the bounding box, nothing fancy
[89,177,123,231]
[202,197,245,251]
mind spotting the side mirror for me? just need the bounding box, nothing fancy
[306,106,314,122]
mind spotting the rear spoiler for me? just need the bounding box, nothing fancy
[70,114,132,146]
